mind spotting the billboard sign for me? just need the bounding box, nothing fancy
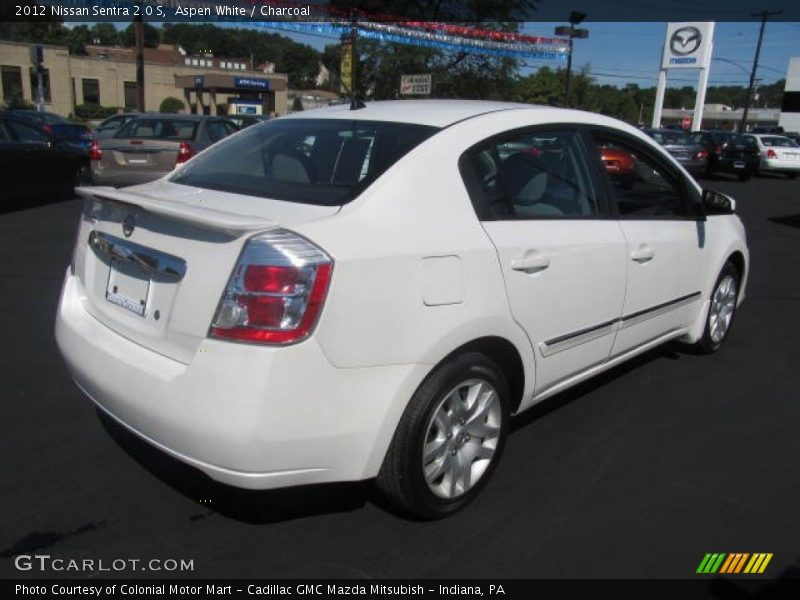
[661,22,714,69]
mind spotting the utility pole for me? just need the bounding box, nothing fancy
[555,12,589,108]
[739,9,782,132]
[134,8,145,112]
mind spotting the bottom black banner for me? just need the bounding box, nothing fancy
[6,579,800,600]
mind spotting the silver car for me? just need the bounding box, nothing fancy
[644,129,709,176]
[90,114,238,187]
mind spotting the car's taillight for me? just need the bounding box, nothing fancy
[89,140,102,161]
[176,142,195,165]
[210,229,333,345]
[695,149,709,160]
[766,148,777,159]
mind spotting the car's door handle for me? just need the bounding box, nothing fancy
[631,244,655,263]
[511,252,550,273]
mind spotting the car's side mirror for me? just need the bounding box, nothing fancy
[702,189,736,215]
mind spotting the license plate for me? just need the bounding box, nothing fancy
[106,259,150,316]
[127,158,148,164]
[734,161,745,169]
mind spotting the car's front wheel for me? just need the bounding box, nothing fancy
[694,262,740,354]
[376,352,510,519]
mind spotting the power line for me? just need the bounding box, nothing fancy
[741,9,783,131]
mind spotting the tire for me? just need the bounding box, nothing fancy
[693,262,741,354]
[787,173,798,179]
[376,352,511,519]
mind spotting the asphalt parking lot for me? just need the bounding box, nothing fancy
[1,174,799,582]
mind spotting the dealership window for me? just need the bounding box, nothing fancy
[28,68,51,103]
[82,78,100,104]
[123,82,137,110]
[1,66,24,105]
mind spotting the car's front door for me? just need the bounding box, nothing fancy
[461,127,628,397]
[588,128,708,357]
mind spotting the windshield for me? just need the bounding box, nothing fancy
[170,118,439,206]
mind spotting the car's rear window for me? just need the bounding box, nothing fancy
[649,131,693,146]
[760,136,797,148]
[116,119,198,141]
[170,118,439,205]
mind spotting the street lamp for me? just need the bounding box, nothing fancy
[555,11,589,108]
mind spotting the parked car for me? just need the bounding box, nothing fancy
[227,114,271,129]
[743,134,800,178]
[599,143,636,188]
[0,113,90,199]
[784,131,800,146]
[3,109,93,152]
[643,129,708,175]
[93,112,141,139]
[691,131,760,181]
[90,114,239,187]
[56,101,749,519]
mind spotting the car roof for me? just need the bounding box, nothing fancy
[281,100,534,127]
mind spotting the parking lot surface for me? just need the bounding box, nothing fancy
[1,175,799,580]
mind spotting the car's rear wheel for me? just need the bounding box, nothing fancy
[694,262,740,354]
[787,172,798,179]
[376,352,510,519]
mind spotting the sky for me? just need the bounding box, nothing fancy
[274,20,799,90]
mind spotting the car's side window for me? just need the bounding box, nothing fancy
[7,121,49,143]
[590,131,692,218]
[460,128,601,220]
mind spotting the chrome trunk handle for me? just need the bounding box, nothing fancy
[88,231,186,282]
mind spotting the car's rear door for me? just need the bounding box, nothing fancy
[587,128,707,357]
[461,126,627,396]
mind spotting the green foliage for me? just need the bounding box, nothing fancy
[120,22,161,48]
[3,97,35,110]
[90,23,121,46]
[159,97,185,113]
[74,103,119,119]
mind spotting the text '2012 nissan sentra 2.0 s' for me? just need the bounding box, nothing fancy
[56,101,749,519]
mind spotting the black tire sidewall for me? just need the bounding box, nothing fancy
[394,353,511,519]
[700,262,741,352]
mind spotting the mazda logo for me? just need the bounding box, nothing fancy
[670,26,702,56]
[122,214,135,237]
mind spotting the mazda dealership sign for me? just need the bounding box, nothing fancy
[661,22,713,69]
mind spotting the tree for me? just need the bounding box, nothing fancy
[159,97,185,113]
[90,23,120,46]
[120,22,161,48]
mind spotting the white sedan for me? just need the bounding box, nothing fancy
[56,101,749,519]
[744,133,800,178]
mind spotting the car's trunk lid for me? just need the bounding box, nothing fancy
[71,181,339,363]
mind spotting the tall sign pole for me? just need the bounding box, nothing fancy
[555,12,589,108]
[740,10,782,132]
[134,8,145,112]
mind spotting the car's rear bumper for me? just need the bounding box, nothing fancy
[760,158,800,172]
[55,271,428,489]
